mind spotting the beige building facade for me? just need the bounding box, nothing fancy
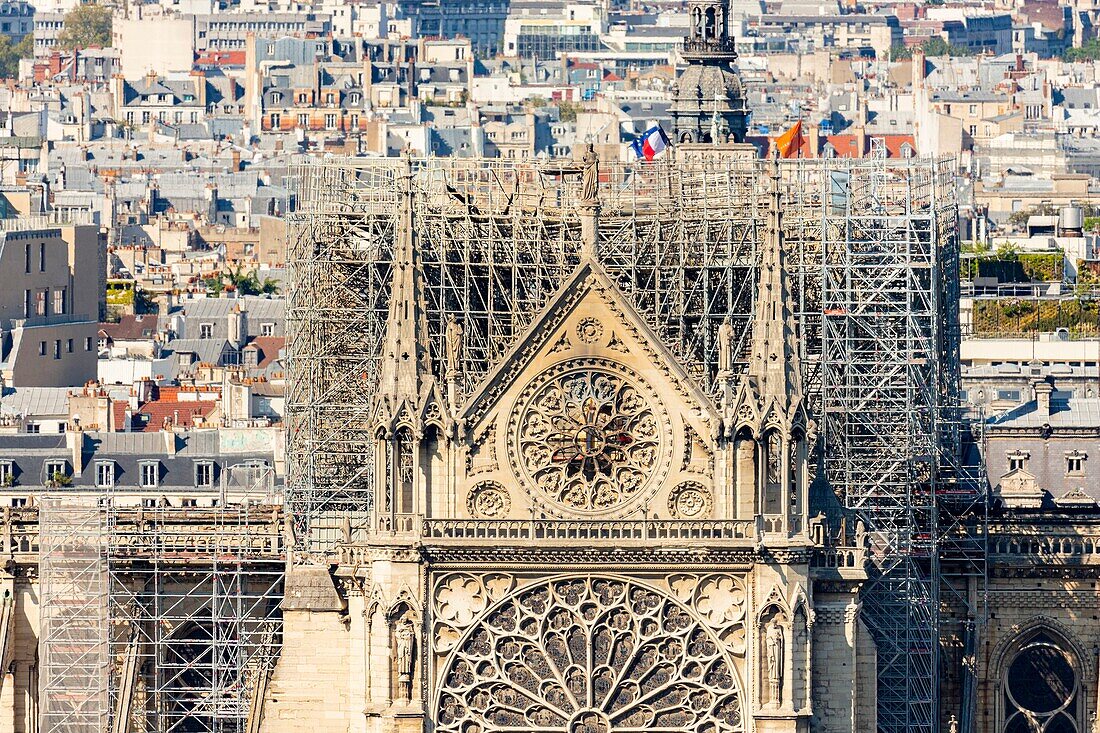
[0,218,102,389]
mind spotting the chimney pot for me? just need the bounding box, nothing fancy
[1034,379,1053,418]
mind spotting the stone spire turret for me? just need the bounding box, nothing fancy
[746,154,803,410]
[723,155,811,532]
[373,152,434,430]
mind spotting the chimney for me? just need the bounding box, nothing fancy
[363,56,374,104]
[228,304,248,349]
[807,123,820,158]
[205,184,218,224]
[1034,379,1053,419]
[194,70,207,109]
[66,429,85,477]
[110,74,126,117]
[911,47,926,91]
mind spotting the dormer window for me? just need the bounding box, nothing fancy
[45,461,67,484]
[1066,451,1087,475]
[195,461,215,488]
[1007,451,1030,473]
[95,461,115,488]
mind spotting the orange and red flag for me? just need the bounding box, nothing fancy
[774,120,804,159]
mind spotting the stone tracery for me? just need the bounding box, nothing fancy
[435,575,745,733]
[511,362,668,515]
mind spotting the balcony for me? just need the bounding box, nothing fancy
[426,517,756,542]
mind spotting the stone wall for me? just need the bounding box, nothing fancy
[810,598,863,733]
[261,608,353,733]
[976,576,1100,733]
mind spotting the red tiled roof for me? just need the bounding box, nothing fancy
[112,401,128,431]
[133,400,218,432]
[150,385,221,402]
[751,132,916,159]
[195,50,247,66]
[245,336,285,369]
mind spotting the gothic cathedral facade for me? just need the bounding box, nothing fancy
[259,159,875,733]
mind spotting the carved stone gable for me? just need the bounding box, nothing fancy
[455,260,720,521]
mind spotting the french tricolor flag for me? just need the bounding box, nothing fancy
[632,125,670,161]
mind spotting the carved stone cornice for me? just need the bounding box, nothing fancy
[755,546,813,565]
[420,546,760,567]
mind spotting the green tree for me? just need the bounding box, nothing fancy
[918,36,972,57]
[1064,39,1100,62]
[891,43,912,60]
[0,35,33,79]
[557,100,582,123]
[57,4,112,50]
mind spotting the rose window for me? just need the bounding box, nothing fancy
[435,576,744,733]
[512,363,667,514]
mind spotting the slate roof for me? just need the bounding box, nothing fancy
[988,398,1100,429]
[0,388,70,418]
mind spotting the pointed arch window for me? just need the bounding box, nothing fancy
[1002,630,1080,733]
[394,426,415,514]
[765,430,783,487]
[788,430,801,510]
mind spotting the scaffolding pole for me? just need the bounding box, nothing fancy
[39,496,109,733]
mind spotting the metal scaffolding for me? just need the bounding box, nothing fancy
[105,503,284,733]
[284,152,967,733]
[39,496,110,733]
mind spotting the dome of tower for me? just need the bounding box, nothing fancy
[673,62,747,114]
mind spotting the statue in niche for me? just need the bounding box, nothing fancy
[765,620,784,706]
[445,315,464,378]
[717,318,734,373]
[394,617,416,704]
[855,518,868,549]
[581,144,598,203]
[282,511,297,552]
